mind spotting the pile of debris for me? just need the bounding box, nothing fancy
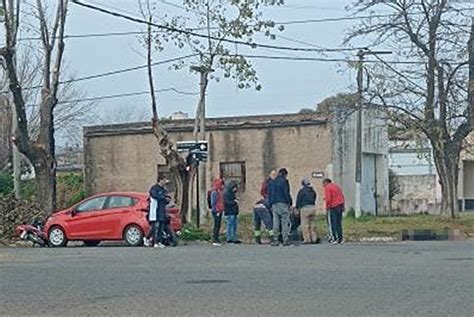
[0,194,46,242]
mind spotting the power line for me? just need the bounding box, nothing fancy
[26,87,198,107]
[70,0,365,53]
[229,54,433,65]
[1,54,197,94]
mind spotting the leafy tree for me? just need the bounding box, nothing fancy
[140,0,284,222]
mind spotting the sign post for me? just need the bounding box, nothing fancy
[177,140,209,228]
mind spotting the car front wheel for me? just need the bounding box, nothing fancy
[124,225,143,246]
[48,226,68,247]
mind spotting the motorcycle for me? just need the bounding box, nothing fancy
[146,214,179,247]
[15,219,49,247]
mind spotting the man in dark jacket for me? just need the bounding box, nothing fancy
[296,178,319,244]
[268,168,292,246]
[224,180,241,244]
[149,175,170,248]
[260,170,277,209]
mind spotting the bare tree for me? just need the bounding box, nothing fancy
[0,95,11,170]
[0,0,69,212]
[100,104,150,124]
[346,0,472,217]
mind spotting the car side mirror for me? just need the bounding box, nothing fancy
[71,209,77,217]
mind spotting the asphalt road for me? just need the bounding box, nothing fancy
[1,241,473,317]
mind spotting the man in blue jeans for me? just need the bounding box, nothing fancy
[224,180,241,244]
[268,168,293,246]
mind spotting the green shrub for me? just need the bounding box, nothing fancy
[57,172,85,209]
[180,224,211,241]
[346,208,356,218]
[0,172,13,196]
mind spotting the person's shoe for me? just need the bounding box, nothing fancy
[255,236,262,245]
[331,240,339,245]
[212,242,223,246]
[271,240,279,247]
[283,241,292,247]
[143,238,150,247]
[226,240,233,244]
[314,237,322,244]
[154,243,166,249]
[338,239,345,244]
[233,240,242,244]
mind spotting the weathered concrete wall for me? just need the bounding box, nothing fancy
[392,175,439,214]
[331,108,389,214]
[84,114,332,214]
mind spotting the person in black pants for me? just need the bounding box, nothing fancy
[149,175,170,248]
[210,178,225,246]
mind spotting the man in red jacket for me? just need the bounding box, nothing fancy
[323,178,345,244]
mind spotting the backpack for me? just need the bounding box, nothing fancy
[207,190,212,209]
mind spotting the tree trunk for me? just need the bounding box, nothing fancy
[33,154,56,213]
[432,141,460,218]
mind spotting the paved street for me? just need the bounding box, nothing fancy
[1,241,473,317]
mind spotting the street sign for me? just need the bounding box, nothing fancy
[176,140,208,153]
[177,140,209,163]
[190,150,208,162]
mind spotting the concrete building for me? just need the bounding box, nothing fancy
[83,111,389,215]
[389,136,474,214]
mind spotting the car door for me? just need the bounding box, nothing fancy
[100,195,137,239]
[65,196,107,240]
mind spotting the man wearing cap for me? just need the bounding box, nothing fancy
[296,178,319,244]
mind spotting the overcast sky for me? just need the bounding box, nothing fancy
[62,0,362,124]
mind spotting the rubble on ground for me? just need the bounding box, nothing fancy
[0,194,46,242]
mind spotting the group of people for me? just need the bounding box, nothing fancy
[209,168,346,247]
[143,168,345,248]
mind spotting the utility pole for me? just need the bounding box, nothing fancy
[11,100,21,199]
[469,17,473,127]
[355,50,364,218]
[190,65,213,227]
[10,38,21,199]
[354,49,391,218]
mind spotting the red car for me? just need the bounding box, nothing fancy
[44,192,182,247]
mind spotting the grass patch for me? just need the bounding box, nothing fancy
[180,225,211,242]
[190,213,474,243]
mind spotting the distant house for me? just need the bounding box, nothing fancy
[83,111,389,216]
[389,136,474,213]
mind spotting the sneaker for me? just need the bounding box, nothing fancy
[283,241,292,247]
[338,239,345,244]
[212,242,223,246]
[331,240,339,245]
[255,236,262,245]
[154,243,166,249]
[271,240,279,247]
[233,240,242,244]
[226,240,233,244]
[143,238,150,247]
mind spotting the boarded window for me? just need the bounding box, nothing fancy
[220,161,246,191]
